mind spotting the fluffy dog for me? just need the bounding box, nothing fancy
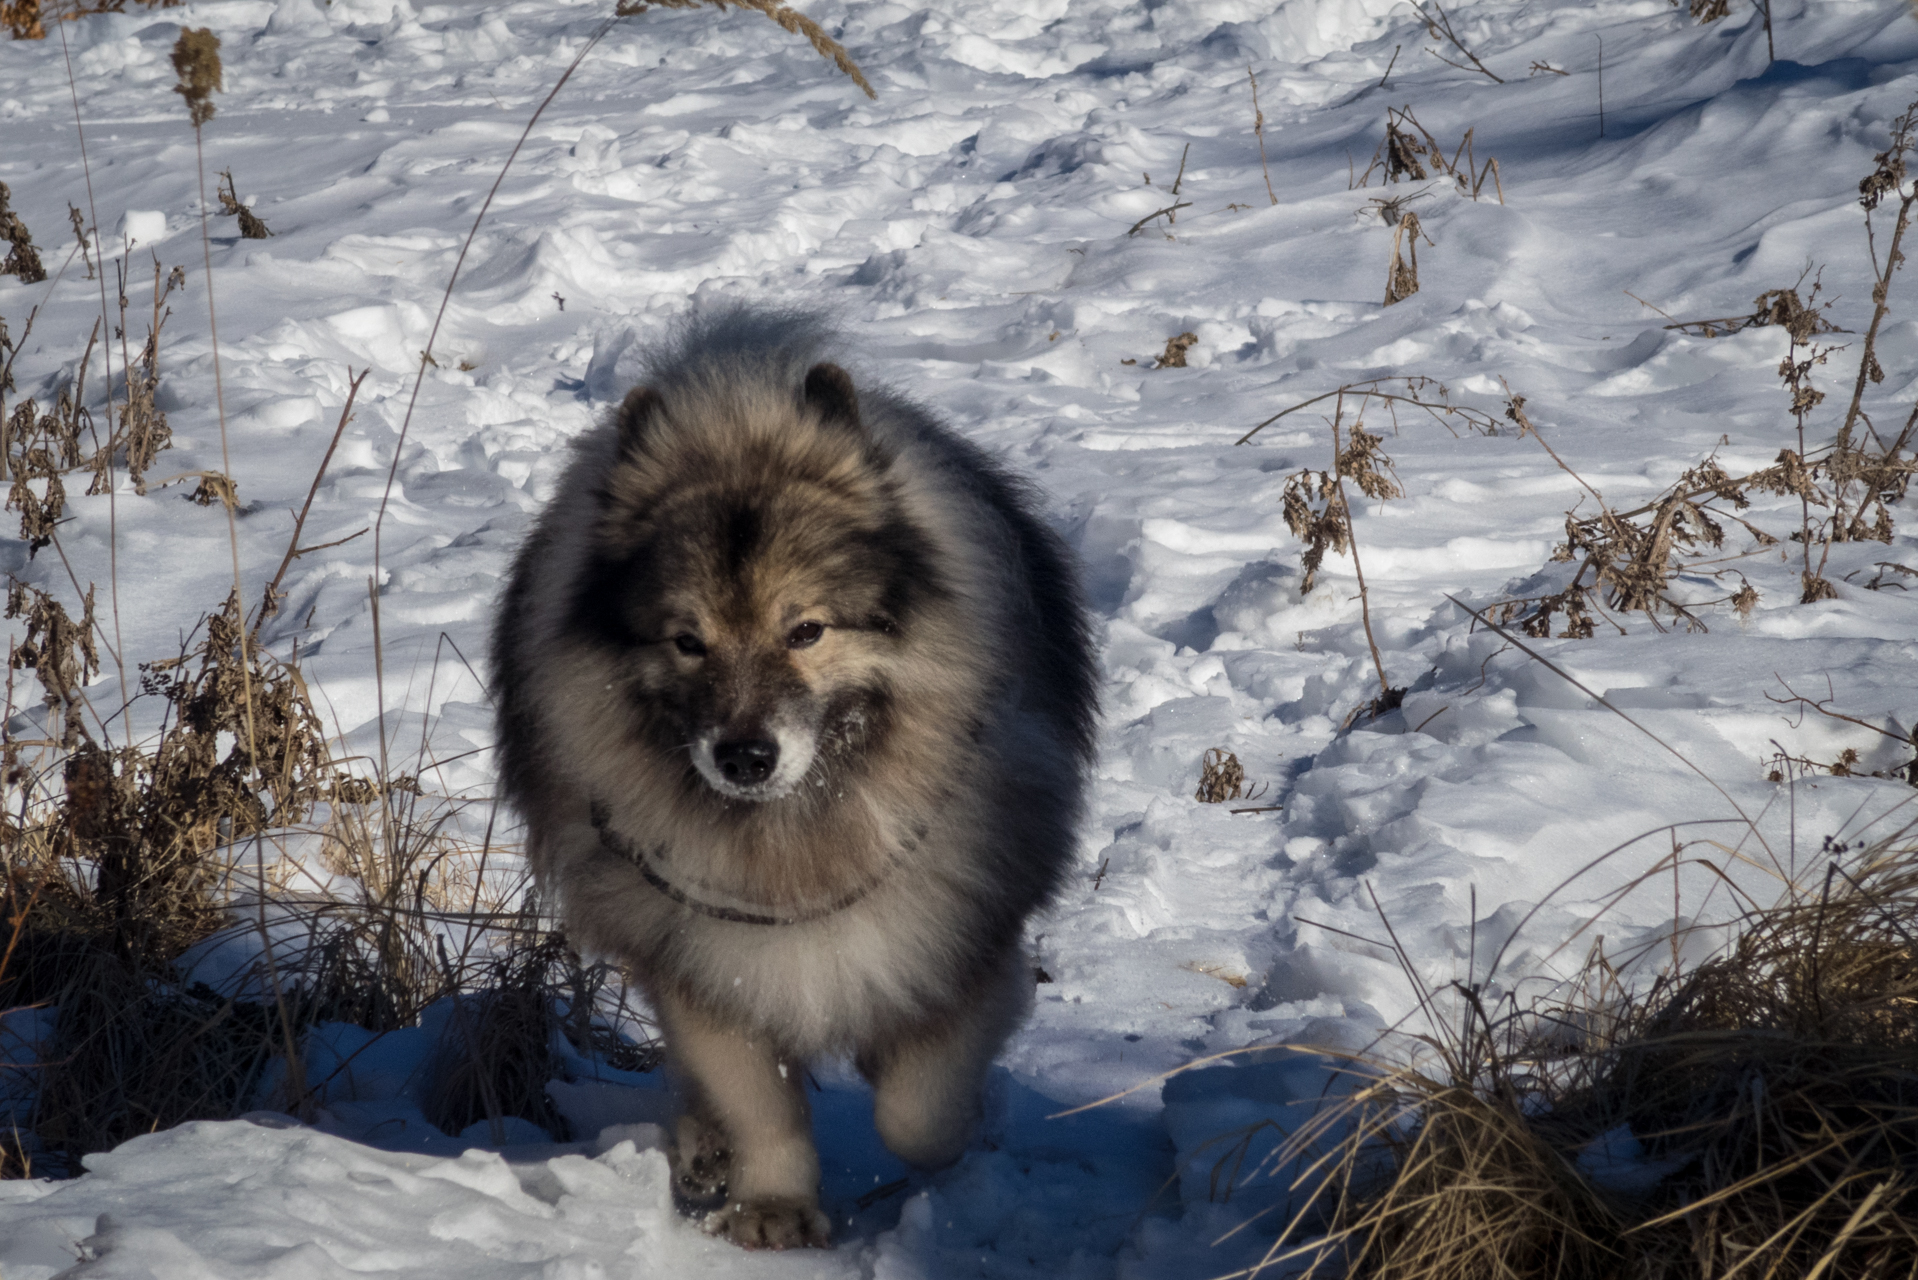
[491,309,1096,1249]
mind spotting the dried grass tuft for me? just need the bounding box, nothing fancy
[21,939,299,1173]
[1658,286,1840,342]
[1266,1077,1626,1280]
[1595,850,1918,1277]
[0,0,44,39]
[427,926,571,1143]
[1280,415,1401,597]
[3,257,182,525]
[1239,841,1918,1280]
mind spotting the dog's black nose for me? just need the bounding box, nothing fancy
[713,738,779,784]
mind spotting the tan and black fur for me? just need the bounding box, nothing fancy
[491,309,1096,1249]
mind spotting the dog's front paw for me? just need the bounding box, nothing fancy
[669,1116,731,1214]
[704,1198,832,1250]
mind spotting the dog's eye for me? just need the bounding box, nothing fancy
[787,621,825,649]
[672,633,706,656]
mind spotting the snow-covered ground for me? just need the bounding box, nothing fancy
[6,0,1918,1273]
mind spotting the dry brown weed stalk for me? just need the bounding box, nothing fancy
[215,170,272,240]
[1270,390,1407,720]
[1383,211,1429,307]
[0,184,46,284]
[1249,64,1278,206]
[1356,106,1504,204]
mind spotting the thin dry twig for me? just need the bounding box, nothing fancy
[1249,64,1278,207]
[257,371,369,634]
[1413,0,1503,82]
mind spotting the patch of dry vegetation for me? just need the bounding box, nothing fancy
[1227,836,1918,1279]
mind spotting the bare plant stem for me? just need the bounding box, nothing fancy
[1168,142,1190,224]
[1418,0,1503,83]
[257,369,369,636]
[192,110,308,1110]
[1126,201,1191,237]
[374,18,621,588]
[56,5,129,744]
[1239,378,1502,445]
[1249,64,1278,206]
[1820,180,1915,581]
[1447,595,1769,849]
[1332,403,1391,699]
[190,123,258,770]
[1838,189,1915,457]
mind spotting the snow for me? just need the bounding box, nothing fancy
[7,0,1918,1273]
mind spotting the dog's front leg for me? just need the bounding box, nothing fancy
[860,948,1030,1169]
[655,990,830,1249]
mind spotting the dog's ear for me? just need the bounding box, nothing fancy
[616,385,662,450]
[802,362,863,433]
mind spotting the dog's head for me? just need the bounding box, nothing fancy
[572,362,946,802]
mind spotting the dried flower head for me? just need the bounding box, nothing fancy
[171,28,222,128]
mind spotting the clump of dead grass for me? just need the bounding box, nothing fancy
[428,924,571,1143]
[1488,397,1780,637]
[1234,837,1918,1279]
[1597,849,1918,1276]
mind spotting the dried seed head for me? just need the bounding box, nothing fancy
[171,28,222,128]
[0,182,47,285]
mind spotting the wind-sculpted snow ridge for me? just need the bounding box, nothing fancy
[6,0,1918,1273]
